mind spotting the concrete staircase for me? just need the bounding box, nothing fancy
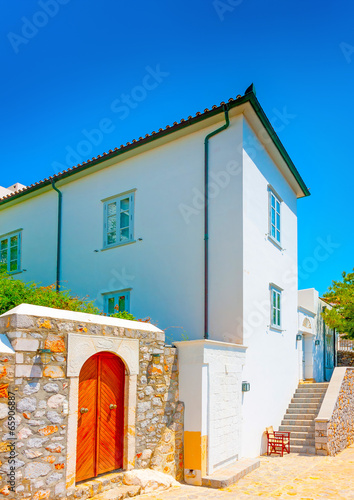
[279,382,329,454]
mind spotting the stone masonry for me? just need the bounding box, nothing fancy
[315,368,354,456]
[0,305,184,500]
[337,350,354,367]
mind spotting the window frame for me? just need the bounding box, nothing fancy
[0,230,22,274]
[103,290,131,315]
[103,191,135,249]
[270,285,282,330]
[268,187,281,246]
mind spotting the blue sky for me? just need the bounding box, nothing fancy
[1,0,353,295]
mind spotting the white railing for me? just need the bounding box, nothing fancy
[338,338,354,351]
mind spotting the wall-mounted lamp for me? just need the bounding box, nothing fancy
[315,340,320,346]
[242,381,251,392]
[296,334,302,341]
[152,353,161,364]
[37,348,52,365]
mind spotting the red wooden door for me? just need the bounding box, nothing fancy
[76,352,125,482]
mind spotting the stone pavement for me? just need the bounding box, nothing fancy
[139,445,354,499]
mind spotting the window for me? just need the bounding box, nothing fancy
[271,286,281,328]
[0,231,21,273]
[104,291,131,315]
[103,192,134,248]
[269,189,281,244]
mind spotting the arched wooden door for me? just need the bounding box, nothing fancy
[76,352,125,482]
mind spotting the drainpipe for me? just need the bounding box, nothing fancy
[51,181,62,292]
[204,105,230,339]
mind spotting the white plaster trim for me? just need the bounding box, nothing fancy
[174,339,247,350]
[300,331,315,337]
[0,303,162,333]
[297,306,316,317]
[316,367,354,422]
[0,334,15,354]
[67,333,139,376]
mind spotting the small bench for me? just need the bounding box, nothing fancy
[266,426,290,456]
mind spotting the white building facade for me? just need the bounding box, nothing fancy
[0,88,310,477]
[297,288,336,384]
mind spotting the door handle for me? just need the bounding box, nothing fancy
[109,404,117,410]
[80,408,89,414]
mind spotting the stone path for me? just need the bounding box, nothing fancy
[139,445,354,499]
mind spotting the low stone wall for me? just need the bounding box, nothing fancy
[0,304,184,500]
[315,367,354,456]
[337,350,354,367]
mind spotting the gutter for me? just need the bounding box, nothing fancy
[51,181,62,292]
[204,105,230,339]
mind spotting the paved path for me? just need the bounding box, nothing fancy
[140,446,354,499]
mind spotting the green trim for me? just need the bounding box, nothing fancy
[0,91,309,207]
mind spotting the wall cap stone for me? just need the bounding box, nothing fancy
[174,339,247,351]
[0,333,15,354]
[316,367,354,422]
[0,303,163,333]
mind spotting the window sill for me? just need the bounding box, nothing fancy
[268,325,285,332]
[101,240,136,252]
[7,269,24,276]
[267,235,283,250]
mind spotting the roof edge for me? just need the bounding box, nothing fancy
[0,91,310,207]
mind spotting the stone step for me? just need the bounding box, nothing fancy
[67,471,126,500]
[299,383,329,388]
[284,412,316,420]
[295,387,328,394]
[292,396,323,403]
[289,398,321,409]
[88,485,141,500]
[290,445,316,454]
[281,418,316,426]
[287,406,318,414]
[287,431,315,439]
[202,458,260,488]
[289,401,320,409]
[290,437,315,447]
[279,424,315,432]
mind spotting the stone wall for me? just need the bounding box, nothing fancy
[315,367,354,456]
[0,305,184,500]
[337,350,354,367]
[135,346,184,481]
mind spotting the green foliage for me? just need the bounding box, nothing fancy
[110,310,136,321]
[322,268,354,339]
[0,271,100,316]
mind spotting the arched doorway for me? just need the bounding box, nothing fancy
[76,352,125,482]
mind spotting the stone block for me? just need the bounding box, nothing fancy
[17,397,37,412]
[11,338,39,352]
[15,364,42,378]
[24,462,52,479]
[43,365,65,379]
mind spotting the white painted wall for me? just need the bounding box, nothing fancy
[240,119,300,457]
[176,340,246,479]
[0,113,244,344]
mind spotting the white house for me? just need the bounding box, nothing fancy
[0,85,310,482]
[297,288,336,383]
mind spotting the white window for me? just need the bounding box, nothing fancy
[271,286,281,328]
[269,189,281,244]
[103,192,134,248]
[104,291,131,315]
[0,231,21,273]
